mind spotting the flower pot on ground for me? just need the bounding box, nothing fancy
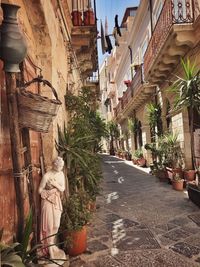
[184,170,196,181]
[116,149,122,158]
[169,59,200,174]
[172,173,184,191]
[60,192,90,256]
[132,158,138,165]
[64,226,87,257]
[187,183,200,208]
[125,151,132,161]
[137,157,146,167]
[132,149,145,166]
[121,151,126,159]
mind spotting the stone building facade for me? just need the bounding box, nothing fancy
[100,0,200,168]
[0,0,98,241]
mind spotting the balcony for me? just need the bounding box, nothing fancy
[114,65,156,122]
[144,0,200,83]
[71,0,98,78]
[85,71,100,104]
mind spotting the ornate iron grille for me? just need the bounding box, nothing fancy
[172,0,194,23]
[144,0,200,78]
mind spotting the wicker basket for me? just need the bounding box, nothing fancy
[17,77,62,133]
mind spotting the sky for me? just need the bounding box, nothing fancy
[96,0,140,67]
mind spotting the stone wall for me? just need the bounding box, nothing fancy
[17,0,82,168]
[0,0,82,241]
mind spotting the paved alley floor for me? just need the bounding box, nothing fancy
[70,155,200,267]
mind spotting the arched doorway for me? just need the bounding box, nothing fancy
[138,121,143,148]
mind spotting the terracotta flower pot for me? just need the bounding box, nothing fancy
[138,158,146,167]
[172,180,184,191]
[132,159,137,165]
[83,10,95,25]
[65,226,87,256]
[71,10,82,26]
[184,170,196,181]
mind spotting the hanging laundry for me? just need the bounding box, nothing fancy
[105,16,113,54]
[101,20,107,54]
[113,27,119,46]
[115,15,121,36]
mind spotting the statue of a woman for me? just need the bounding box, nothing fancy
[38,156,66,264]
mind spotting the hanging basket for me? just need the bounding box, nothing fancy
[17,77,62,133]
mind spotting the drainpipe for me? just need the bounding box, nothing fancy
[128,45,133,80]
[149,0,153,35]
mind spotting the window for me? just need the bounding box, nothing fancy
[153,1,163,28]
[141,38,148,62]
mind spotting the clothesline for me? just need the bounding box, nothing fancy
[100,14,122,54]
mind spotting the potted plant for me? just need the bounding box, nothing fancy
[172,173,184,191]
[117,148,122,158]
[184,169,196,181]
[144,139,167,180]
[83,8,95,25]
[132,153,138,165]
[60,192,90,256]
[169,59,200,201]
[163,132,183,179]
[133,149,146,167]
[124,150,132,161]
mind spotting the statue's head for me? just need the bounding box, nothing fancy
[52,156,64,172]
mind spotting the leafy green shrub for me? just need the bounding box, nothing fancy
[60,192,91,232]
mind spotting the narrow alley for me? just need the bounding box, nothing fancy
[71,155,200,267]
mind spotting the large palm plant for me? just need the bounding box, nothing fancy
[56,124,99,194]
[170,59,200,168]
[146,102,162,139]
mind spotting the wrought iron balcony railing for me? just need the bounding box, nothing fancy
[114,65,144,118]
[86,71,99,83]
[71,0,97,26]
[131,65,144,95]
[144,0,200,77]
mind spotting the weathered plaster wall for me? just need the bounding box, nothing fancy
[0,0,82,241]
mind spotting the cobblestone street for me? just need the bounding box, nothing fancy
[70,155,200,267]
[71,156,200,267]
